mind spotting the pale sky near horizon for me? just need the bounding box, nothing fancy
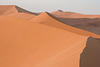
[0,0,100,14]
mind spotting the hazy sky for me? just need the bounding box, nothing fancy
[0,0,100,14]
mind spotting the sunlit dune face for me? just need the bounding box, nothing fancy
[0,5,100,67]
[0,16,89,67]
[7,13,36,20]
[31,12,100,38]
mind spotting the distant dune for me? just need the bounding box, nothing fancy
[50,10,100,35]
[51,10,85,18]
[0,5,39,20]
[31,12,100,38]
[0,5,39,15]
[0,5,100,67]
[51,10,100,18]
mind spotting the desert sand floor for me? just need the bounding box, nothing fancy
[0,5,100,67]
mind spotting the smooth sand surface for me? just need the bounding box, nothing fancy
[51,10,100,18]
[0,5,39,15]
[31,12,100,38]
[7,13,36,20]
[1,5,100,67]
[51,10,85,18]
[0,16,89,67]
[0,5,18,15]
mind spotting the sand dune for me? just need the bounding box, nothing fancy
[86,15,100,18]
[55,17,100,34]
[7,13,36,20]
[0,16,89,67]
[0,5,18,15]
[55,17,100,35]
[15,6,40,15]
[51,10,100,18]
[72,20,100,35]
[0,5,39,15]
[0,5,100,67]
[80,37,100,67]
[51,11,100,35]
[51,10,85,18]
[31,12,100,38]
[56,18,100,25]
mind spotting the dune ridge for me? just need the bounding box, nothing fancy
[0,5,39,15]
[0,5,100,67]
[7,13,36,20]
[0,16,90,67]
[51,10,100,18]
[31,12,100,38]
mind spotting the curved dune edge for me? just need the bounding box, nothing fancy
[0,16,100,67]
[0,5,39,15]
[0,16,89,67]
[0,5,18,15]
[51,10,100,18]
[7,13,36,20]
[31,12,100,38]
[0,5,38,20]
[80,37,100,67]
[0,5,100,67]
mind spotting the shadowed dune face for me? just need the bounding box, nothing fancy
[0,16,89,67]
[15,6,40,15]
[51,10,100,18]
[51,10,85,18]
[51,10,100,35]
[72,21,100,35]
[57,18,100,25]
[55,17,100,34]
[80,37,100,67]
[1,6,100,67]
[31,12,100,38]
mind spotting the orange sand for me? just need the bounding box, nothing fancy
[51,11,100,35]
[31,12,100,38]
[0,16,89,67]
[51,10,100,18]
[0,5,39,15]
[7,13,36,20]
[0,5,100,67]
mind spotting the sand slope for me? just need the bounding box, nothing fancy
[51,11,100,35]
[80,37,100,67]
[51,10,100,18]
[0,6,100,67]
[56,18,100,25]
[7,13,36,20]
[51,10,85,18]
[72,20,100,34]
[0,5,39,15]
[0,5,18,15]
[0,16,89,67]
[31,12,100,38]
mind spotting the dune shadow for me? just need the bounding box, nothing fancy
[15,6,39,15]
[80,37,100,67]
[57,18,100,26]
